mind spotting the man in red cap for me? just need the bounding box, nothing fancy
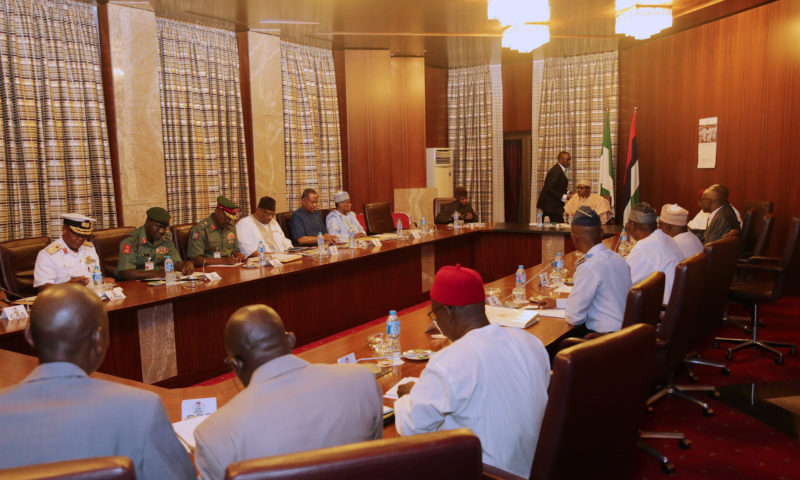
[394,264,550,478]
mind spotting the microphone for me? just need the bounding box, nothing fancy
[0,285,33,312]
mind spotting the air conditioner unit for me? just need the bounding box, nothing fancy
[426,148,453,197]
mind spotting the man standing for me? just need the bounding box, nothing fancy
[187,195,247,266]
[326,191,366,243]
[566,207,632,334]
[563,179,614,224]
[236,196,292,257]
[537,151,571,223]
[701,184,740,244]
[394,264,550,478]
[659,204,704,259]
[434,186,478,224]
[625,203,684,303]
[34,214,101,290]
[289,188,333,246]
[116,207,193,281]
[0,284,195,479]
[194,304,383,480]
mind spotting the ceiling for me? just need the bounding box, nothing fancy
[103,0,762,67]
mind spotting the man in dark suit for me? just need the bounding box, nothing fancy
[537,151,571,223]
[702,184,740,244]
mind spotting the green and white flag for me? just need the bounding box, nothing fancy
[598,110,614,209]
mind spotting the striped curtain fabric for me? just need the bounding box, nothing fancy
[0,0,117,241]
[448,65,495,222]
[156,18,250,225]
[280,41,343,210]
[531,51,619,220]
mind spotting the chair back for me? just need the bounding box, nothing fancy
[224,429,482,480]
[363,202,394,235]
[0,236,50,296]
[693,236,740,343]
[769,216,800,297]
[656,253,707,384]
[749,213,774,258]
[0,456,135,480]
[392,212,411,229]
[91,227,135,277]
[170,223,194,261]
[738,208,756,253]
[621,271,666,329]
[356,213,366,231]
[275,212,293,240]
[433,197,456,218]
[531,324,657,480]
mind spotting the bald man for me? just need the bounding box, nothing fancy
[194,305,383,480]
[0,284,194,479]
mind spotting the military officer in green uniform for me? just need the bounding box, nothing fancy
[116,207,194,281]
[187,196,247,266]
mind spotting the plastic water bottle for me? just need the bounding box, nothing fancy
[164,255,177,285]
[92,265,103,291]
[617,230,631,256]
[317,232,325,256]
[536,209,543,226]
[420,215,427,234]
[258,240,267,266]
[386,310,402,364]
[552,253,564,286]
[348,228,356,250]
[396,218,403,238]
[513,265,526,303]
[453,210,460,229]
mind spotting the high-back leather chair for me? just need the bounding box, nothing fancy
[529,324,656,480]
[0,456,135,479]
[0,236,50,296]
[363,202,394,235]
[747,213,774,259]
[275,212,293,240]
[715,216,800,364]
[433,197,456,224]
[91,227,135,278]
[224,429,482,480]
[169,223,194,260]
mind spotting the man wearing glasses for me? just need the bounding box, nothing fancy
[116,207,193,280]
[34,213,101,290]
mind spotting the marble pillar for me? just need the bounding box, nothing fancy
[137,303,177,384]
[394,188,438,226]
[421,244,435,292]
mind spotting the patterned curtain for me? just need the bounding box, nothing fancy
[156,18,250,225]
[0,0,116,241]
[280,41,343,210]
[531,51,618,221]
[448,65,497,222]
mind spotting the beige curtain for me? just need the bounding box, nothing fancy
[280,41,343,210]
[156,18,250,225]
[531,51,618,220]
[0,0,117,241]
[448,65,496,222]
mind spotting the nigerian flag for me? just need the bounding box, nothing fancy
[598,110,614,209]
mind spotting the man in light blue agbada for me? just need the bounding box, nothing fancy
[326,191,367,243]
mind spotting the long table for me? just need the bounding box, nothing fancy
[0,223,620,387]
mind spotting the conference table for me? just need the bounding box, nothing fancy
[0,222,621,389]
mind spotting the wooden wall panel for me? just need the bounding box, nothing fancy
[618,0,800,256]
[502,61,533,132]
[425,65,449,148]
[390,57,427,189]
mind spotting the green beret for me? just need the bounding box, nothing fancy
[146,207,171,225]
[216,195,238,210]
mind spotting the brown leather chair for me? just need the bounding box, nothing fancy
[433,197,456,224]
[275,212,293,240]
[0,456,135,479]
[715,216,800,364]
[0,236,50,296]
[91,227,135,278]
[224,429,482,480]
[170,223,194,260]
[363,202,394,235]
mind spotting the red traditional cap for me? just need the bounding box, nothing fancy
[430,264,485,306]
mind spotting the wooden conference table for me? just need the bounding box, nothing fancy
[0,223,621,388]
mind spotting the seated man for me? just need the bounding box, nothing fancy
[236,196,292,257]
[188,195,247,266]
[625,202,684,303]
[34,213,100,290]
[566,207,632,334]
[289,188,333,246]
[0,284,194,479]
[659,204,704,259]
[326,190,366,243]
[434,186,478,224]
[563,179,614,224]
[116,207,193,281]
[701,184,740,244]
[394,265,550,478]
[194,304,383,480]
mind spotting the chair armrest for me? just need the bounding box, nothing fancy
[736,263,784,274]
[741,255,781,264]
[559,337,591,350]
[483,463,527,480]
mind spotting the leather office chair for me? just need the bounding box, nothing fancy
[91,226,134,278]
[363,202,394,235]
[392,212,411,229]
[0,456,135,479]
[715,216,800,364]
[275,212,293,240]
[0,236,50,296]
[433,197,456,224]
[224,429,482,480]
[748,213,774,259]
[169,223,194,261]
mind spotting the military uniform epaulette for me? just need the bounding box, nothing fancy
[46,243,62,255]
[83,241,94,248]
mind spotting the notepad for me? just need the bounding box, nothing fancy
[536,309,567,319]
[172,415,209,453]
[485,305,539,328]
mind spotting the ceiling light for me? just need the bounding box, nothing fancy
[615,1,673,39]
[487,0,550,26]
[501,25,550,53]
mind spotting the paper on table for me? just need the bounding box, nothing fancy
[553,285,573,294]
[536,309,567,319]
[206,262,243,267]
[172,415,209,453]
[485,305,538,329]
[384,377,419,400]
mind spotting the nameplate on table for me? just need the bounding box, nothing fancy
[409,230,422,239]
[105,287,126,301]
[1,305,29,330]
[486,294,502,306]
[539,272,550,287]
[337,352,357,364]
[204,272,222,282]
[328,245,339,256]
[370,238,382,247]
[269,258,283,267]
[181,397,217,419]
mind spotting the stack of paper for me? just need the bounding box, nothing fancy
[485,305,539,328]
